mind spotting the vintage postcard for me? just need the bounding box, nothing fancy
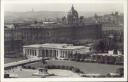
[0,0,127,82]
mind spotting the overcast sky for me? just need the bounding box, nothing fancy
[4,0,124,13]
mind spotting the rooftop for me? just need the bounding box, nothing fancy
[10,22,100,29]
[23,43,85,50]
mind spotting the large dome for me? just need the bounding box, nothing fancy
[67,5,79,24]
[68,5,78,17]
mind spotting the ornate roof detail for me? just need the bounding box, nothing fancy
[67,5,79,24]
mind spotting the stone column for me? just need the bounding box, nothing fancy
[29,49,30,56]
[53,50,55,58]
[55,50,57,58]
[23,48,26,56]
[34,50,35,56]
[44,49,46,57]
[29,49,31,57]
[63,50,66,58]
[32,50,34,56]
[47,49,49,57]
[31,49,33,56]
[41,49,43,57]
[36,49,39,57]
[58,49,61,59]
[28,49,29,56]
[50,49,52,58]
[61,50,63,58]
[35,50,38,56]
[46,49,48,57]
[44,49,45,57]
[66,50,68,59]
[29,49,31,56]
[63,51,64,58]
[47,49,50,57]
[30,49,31,56]
[32,50,33,56]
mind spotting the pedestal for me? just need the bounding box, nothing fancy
[32,68,53,78]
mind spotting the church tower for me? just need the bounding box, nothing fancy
[67,5,79,24]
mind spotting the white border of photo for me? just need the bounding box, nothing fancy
[1,0,127,82]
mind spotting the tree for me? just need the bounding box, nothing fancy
[116,68,124,77]
[92,37,118,53]
[92,39,106,52]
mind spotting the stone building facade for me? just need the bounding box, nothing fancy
[17,24,102,45]
[4,26,23,57]
[4,6,102,56]
[23,43,87,59]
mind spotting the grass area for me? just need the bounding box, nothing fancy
[25,60,123,75]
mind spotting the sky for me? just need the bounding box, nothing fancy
[3,0,124,13]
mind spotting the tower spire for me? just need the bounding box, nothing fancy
[71,4,74,10]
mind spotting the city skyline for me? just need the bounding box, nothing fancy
[4,3,123,13]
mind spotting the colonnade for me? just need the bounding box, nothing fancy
[23,48,38,57]
[23,48,75,59]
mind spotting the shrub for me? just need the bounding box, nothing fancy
[65,66,69,70]
[47,65,50,69]
[51,65,55,69]
[48,65,52,69]
[69,66,74,70]
[63,66,67,69]
[55,65,60,69]
[116,67,124,77]
[27,66,31,69]
[31,67,35,69]
[60,65,64,69]
[79,71,84,74]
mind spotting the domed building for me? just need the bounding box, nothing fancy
[67,5,79,24]
[4,5,102,57]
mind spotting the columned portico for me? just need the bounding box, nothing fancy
[23,43,86,59]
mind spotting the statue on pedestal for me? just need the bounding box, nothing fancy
[32,55,51,78]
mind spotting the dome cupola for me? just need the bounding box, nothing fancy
[67,5,79,24]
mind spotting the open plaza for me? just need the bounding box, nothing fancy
[4,57,123,78]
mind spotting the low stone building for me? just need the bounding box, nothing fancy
[23,43,90,60]
[91,53,123,64]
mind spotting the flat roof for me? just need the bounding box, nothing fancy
[23,43,85,50]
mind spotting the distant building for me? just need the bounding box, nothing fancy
[11,5,102,45]
[67,5,79,24]
[4,25,23,57]
[84,12,123,40]
[4,5,102,57]
[91,53,123,64]
[16,23,101,45]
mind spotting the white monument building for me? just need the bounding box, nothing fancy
[23,43,87,59]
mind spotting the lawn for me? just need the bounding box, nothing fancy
[25,60,123,74]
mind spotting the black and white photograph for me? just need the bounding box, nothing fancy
[0,0,127,81]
